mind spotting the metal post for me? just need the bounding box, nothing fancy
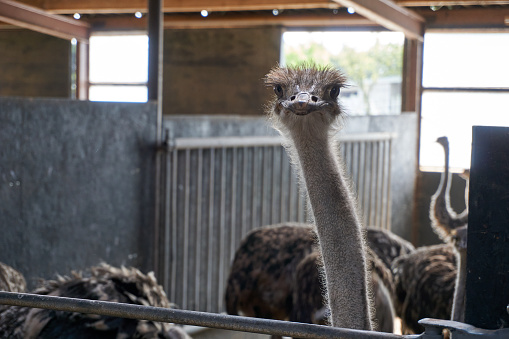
[149,0,164,277]
[465,126,509,329]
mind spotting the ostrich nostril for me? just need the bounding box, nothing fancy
[290,95,296,101]
[311,96,318,102]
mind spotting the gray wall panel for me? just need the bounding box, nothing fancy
[0,98,157,288]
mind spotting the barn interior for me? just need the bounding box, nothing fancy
[0,1,508,338]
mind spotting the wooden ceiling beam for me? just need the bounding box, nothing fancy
[332,0,425,40]
[0,0,89,41]
[87,11,378,31]
[394,0,509,6]
[15,0,341,14]
[414,6,509,30]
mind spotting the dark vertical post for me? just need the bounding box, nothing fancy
[148,0,164,275]
[148,0,163,135]
[465,126,509,329]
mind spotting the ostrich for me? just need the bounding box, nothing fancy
[391,137,469,333]
[225,223,409,333]
[0,263,190,339]
[430,136,468,322]
[225,222,316,322]
[392,244,457,334]
[429,136,468,236]
[264,65,372,330]
[0,262,26,293]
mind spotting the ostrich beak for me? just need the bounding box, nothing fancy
[287,92,319,115]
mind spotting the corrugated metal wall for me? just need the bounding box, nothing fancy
[156,132,394,313]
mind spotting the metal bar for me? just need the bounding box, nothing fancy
[207,148,215,313]
[0,0,90,41]
[88,82,149,86]
[171,133,395,150]
[230,147,238,261]
[170,149,178,303]
[385,139,393,230]
[251,147,259,228]
[423,87,509,93]
[162,145,170,288]
[218,147,227,311]
[0,292,413,339]
[241,147,248,238]
[183,149,190,310]
[195,148,203,308]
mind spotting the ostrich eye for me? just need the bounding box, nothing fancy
[329,85,340,99]
[274,84,284,98]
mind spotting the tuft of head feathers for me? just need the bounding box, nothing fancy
[264,64,348,139]
[264,64,348,93]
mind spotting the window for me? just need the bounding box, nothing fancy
[89,34,148,102]
[420,33,509,169]
[282,31,405,115]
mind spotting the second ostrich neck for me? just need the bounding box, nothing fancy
[291,130,372,330]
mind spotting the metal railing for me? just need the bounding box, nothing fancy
[0,291,413,338]
[155,132,395,313]
[1,291,508,338]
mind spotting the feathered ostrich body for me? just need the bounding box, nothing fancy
[392,244,457,334]
[225,223,316,320]
[0,263,189,339]
[0,262,26,294]
[226,223,413,332]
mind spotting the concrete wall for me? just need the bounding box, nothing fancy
[0,29,70,98]
[0,98,157,289]
[163,27,282,116]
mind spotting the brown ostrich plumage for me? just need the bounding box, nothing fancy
[0,263,190,339]
[392,244,457,334]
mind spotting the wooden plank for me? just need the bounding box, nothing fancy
[87,12,377,31]
[15,0,340,14]
[0,0,89,41]
[465,126,509,329]
[395,0,509,6]
[332,0,424,40]
[414,7,509,31]
[401,38,422,113]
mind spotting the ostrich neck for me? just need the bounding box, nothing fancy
[451,249,467,322]
[291,131,372,330]
[432,142,468,231]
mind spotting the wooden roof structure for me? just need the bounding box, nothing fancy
[0,0,508,42]
[0,0,507,105]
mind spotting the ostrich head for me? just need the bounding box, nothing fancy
[264,65,348,137]
[436,136,449,148]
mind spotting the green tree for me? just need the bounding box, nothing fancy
[283,39,403,115]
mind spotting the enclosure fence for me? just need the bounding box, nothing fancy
[155,132,395,313]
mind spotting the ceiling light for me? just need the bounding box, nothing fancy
[273,9,279,16]
[347,7,355,14]
[201,10,209,17]
[135,11,143,19]
[73,13,81,20]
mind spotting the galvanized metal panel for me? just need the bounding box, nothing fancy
[158,132,394,313]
